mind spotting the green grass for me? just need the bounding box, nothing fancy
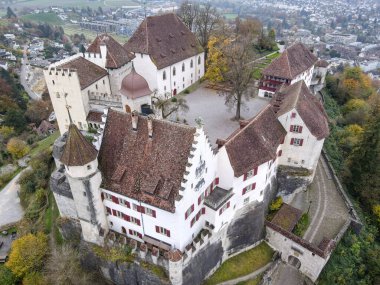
[236,274,263,285]
[141,261,168,280]
[266,51,280,60]
[0,168,22,192]
[21,12,64,25]
[64,24,128,43]
[29,131,59,158]
[203,242,274,285]
[44,191,64,244]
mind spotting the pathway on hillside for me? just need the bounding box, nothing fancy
[216,262,272,285]
[0,170,25,227]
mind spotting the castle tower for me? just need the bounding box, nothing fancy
[60,124,109,245]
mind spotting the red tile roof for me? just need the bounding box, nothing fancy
[59,57,108,90]
[86,110,103,123]
[61,124,98,166]
[87,34,135,69]
[224,105,286,178]
[120,66,152,99]
[262,43,318,79]
[124,13,203,69]
[271,81,329,140]
[98,109,196,212]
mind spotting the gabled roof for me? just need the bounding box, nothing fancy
[124,13,203,69]
[224,105,286,178]
[60,124,98,166]
[87,34,135,69]
[58,57,108,90]
[263,42,318,79]
[271,81,329,140]
[98,109,196,213]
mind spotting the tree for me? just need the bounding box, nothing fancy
[153,95,189,119]
[204,36,228,83]
[218,37,256,120]
[6,7,16,19]
[25,100,52,125]
[177,1,199,31]
[194,3,221,59]
[0,126,15,142]
[45,245,97,285]
[346,101,380,212]
[5,232,49,278]
[6,138,30,159]
[4,109,27,133]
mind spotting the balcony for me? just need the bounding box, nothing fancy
[204,186,233,211]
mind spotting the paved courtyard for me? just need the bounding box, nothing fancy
[179,86,269,147]
[290,157,350,246]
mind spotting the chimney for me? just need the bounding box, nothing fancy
[132,111,138,131]
[147,115,153,138]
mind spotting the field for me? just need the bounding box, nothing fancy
[21,12,63,25]
[64,23,129,43]
[5,0,139,9]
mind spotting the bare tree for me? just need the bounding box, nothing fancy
[194,3,221,59]
[153,94,189,119]
[177,1,199,31]
[219,37,256,120]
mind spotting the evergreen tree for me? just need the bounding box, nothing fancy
[6,7,16,19]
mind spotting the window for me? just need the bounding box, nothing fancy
[113,210,123,218]
[182,63,185,72]
[198,56,201,65]
[164,86,166,91]
[198,192,205,205]
[103,79,105,84]
[155,226,170,237]
[118,198,130,208]
[95,84,98,90]
[56,92,60,98]
[52,80,55,85]
[145,207,156,218]
[133,204,139,211]
[290,138,304,146]
[288,157,291,162]
[244,197,250,204]
[290,125,303,133]
[278,150,282,157]
[104,192,112,201]
[83,191,86,197]
[173,67,176,76]
[163,71,166,80]
[122,226,126,234]
[190,59,193,68]
[141,54,143,58]
[106,207,111,214]
[185,204,194,219]
[244,167,258,180]
[291,112,296,118]
[183,77,185,82]
[130,216,141,225]
[129,229,142,238]
[87,165,91,170]
[219,201,230,215]
[242,183,256,195]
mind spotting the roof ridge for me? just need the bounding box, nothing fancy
[284,50,293,78]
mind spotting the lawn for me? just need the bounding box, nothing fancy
[203,242,274,285]
[29,131,59,158]
[21,12,64,25]
[64,24,128,43]
[223,13,238,20]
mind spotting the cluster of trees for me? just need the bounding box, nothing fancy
[23,22,65,42]
[319,66,380,284]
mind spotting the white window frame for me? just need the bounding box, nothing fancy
[292,125,302,133]
[104,192,112,200]
[130,216,140,225]
[293,138,302,146]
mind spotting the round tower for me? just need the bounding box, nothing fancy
[60,124,109,245]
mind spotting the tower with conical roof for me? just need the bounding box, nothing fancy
[60,124,109,245]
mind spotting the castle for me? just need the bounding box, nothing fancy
[46,14,329,285]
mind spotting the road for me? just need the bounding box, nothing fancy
[20,45,40,101]
[0,171,25,227]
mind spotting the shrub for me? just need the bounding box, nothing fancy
[184,89,190,94]
[293,213,310,237]
[23,272,46,285]
[0,265,18,285]
[269,197,283,212]
[5,232,49,278]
